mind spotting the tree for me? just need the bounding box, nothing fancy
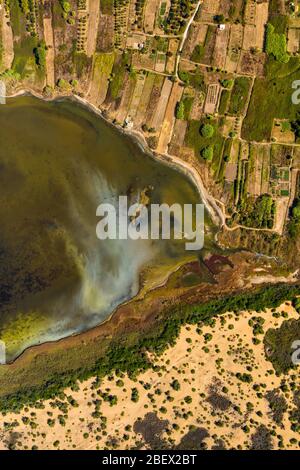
[171,379,180,391]
[201,123,215,138]
[131,388,139,403]
[201,146,214,161]
[292,202,300,220]
[221,79,233,89]
[214,14,225,23]
[34,41,47,68]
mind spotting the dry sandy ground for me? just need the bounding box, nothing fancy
[255,3,269,50]
[165,39,179,74]
[149,78,172,131]
[43,18,55,88]
[143,0,159,34]
[213,28,229,70]
[1,9,14,71]
[225,24,243,73]
[242,24,256,51]
[288,28,300,54]
[86,0,100,57]
[1,302,300,450]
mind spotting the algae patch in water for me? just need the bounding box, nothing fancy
[0,96,204,361]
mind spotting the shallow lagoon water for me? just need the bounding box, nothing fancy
[0,96,206,361]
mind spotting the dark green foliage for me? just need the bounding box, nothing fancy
[292,297,300,313]
[288,199,300,238]
[0,283,299,411]
[213,14,224,23]
[171,379,180,391]
[175,101,185,119]
[238,194,276,229]
[201,123,215,138]
[131,387,139,403]
[33,41,46,68]
[264,318,300,374]
[236,372,253,383]
[164,0,191,34]
[265,389,288,425]
[228,77,251,116]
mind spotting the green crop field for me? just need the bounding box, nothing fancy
[242,58,300,141]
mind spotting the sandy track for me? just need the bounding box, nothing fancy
[1,9,14,71]
[43,18,55,88]
[86,0,100,57]
[157,82,183,153]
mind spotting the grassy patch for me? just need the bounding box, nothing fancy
[8,0,43,80]
[228,77,251,116]
[100,0,114,15]
[238,194,276,229]
[265,23,289,63]
[181,95,194,120]
[108,52,131,100]
[185,117,224,165]
[242,57,300,141]
[218,89,231,115]
[191,44,204,63]
[73,53,92,78]
[178,69,206,92]
[12,35,38,78]
[269,14,288,35]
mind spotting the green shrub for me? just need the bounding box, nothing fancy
[265,23,289,63]
[201,146,214,161]
[175,101,185,120]
[34,41,47,68]
[201,123,215,138]
[0,284,298,411]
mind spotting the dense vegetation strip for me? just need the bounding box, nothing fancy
[0,283,299,412]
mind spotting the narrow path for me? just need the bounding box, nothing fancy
[175,0,202,78]
[180,57,254,78]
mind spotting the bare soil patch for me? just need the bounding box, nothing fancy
[149,77,172,131]
[157,82,183,153]
[43,17,55,87]
[1,9,14,71]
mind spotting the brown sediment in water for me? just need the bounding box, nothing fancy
[8,89,225,227]
[0,92,297,372]
[2,249,298,371]
[0,93,211,361]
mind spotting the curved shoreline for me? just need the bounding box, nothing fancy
[7,89,225,227]
[0,89,228,365]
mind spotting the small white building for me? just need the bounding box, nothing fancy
[124,117,133,129]
[218,24,226,31]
